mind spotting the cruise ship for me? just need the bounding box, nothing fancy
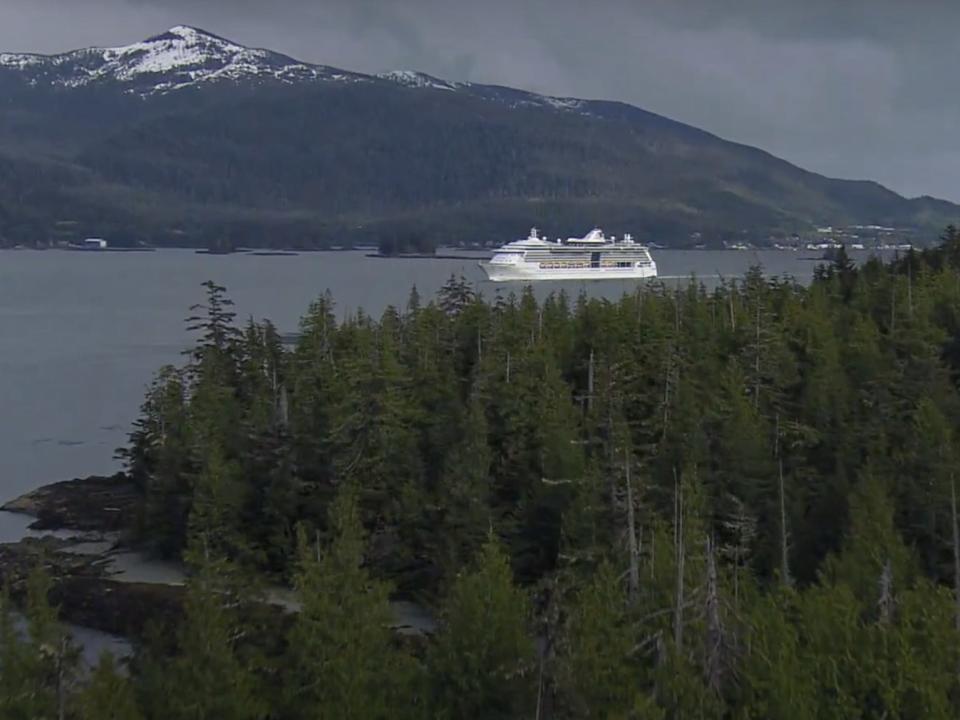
[479,227,658,282]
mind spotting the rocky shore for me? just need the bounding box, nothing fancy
[0,474,435,643]
[0,474,186,640]
[2,472,141,534]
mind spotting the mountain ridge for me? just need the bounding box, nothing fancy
[0,26,955,249]
[0,25,370,94]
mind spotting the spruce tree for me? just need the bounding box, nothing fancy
[737,590,815,719]
[559,561,663,718]
[0,582,47,719]
[160,557,265,720]
[427,535,534,719]
[284,484,414,720]
[434,387,493,587]
[76,652,144,720]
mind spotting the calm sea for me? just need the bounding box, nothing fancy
[0,247,879,509]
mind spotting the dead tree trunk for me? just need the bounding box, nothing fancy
[890,275,897,333]
[878,559,894,626]
[587,349,595,413]
[56,635,68,720]
[278,385,290,429]
[779,456,791,588]
[662,348,676,441]
[704,535,723,694]
[753,299,761,410]
[952,476,960,633]
[535,648,545,720]
[674,467,685,649]
[650,528,656,581]
[603,377,616,518]
[626,448,640,604]
[907,253,914,319]
[728,287,736,332]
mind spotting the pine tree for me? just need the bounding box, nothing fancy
[434,387,493,588]
[187,445,253,571]
[0,567,77,720]
[821,467,915,606]
[76,652,143,720]
[284,485,414,720]
[159,548,265,720]
[736,590,815,719]
[559,560,663,718]
[0,582,47,719]
[120,366,193,558]
[428,535,534,719]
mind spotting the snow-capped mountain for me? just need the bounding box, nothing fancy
[3,25,953,253]
[0,26,366,94]
[0,25,597,115]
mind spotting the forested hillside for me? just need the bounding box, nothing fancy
[7,229,960,717]
[1,27,957,249]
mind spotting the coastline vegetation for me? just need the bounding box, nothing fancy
[4,226,960,717]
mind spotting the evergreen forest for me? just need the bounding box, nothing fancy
[7,228,960,718]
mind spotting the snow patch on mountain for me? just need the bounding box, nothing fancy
[542,96,586,111]
[0,25,366,95]
[375,70,594,118]
[377,70,463,92]
[0,25,595,119]
[0,53,45,70]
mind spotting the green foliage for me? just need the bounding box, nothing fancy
[77,652,143,720]
[427,535,535,719]
[559,561,663,719]
[154,556,265,720]
[0,568,78,720]
[736,590,816,719]
[0,582,56,720]
[2,72,957,249]
[95,227,960,716]
[434,388,494,587]
[283,485,414,720]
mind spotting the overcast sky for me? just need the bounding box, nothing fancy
[2,0,958,201]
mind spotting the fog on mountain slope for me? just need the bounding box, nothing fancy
[0,26,955,250]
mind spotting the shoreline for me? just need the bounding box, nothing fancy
[1,245,905,256]
[366,252,491,260]
[0,474,435,643]
[0,474,187,640]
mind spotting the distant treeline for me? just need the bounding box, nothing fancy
[2,75,958,251]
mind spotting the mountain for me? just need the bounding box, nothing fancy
[0,26,366,94]
[0,26,955,249]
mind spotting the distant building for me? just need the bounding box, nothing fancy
[83,238,108,249]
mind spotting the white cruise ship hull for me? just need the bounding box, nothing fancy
[480,261,658,282]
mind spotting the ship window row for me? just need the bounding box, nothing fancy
[525,253,650,261]
[537,261,643,269]
[539,261,590,269]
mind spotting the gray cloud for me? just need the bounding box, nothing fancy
[2,0,958,201]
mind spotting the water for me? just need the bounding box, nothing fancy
[8,612,133,671]
[0,247,869,511]
[0,244,889,651]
